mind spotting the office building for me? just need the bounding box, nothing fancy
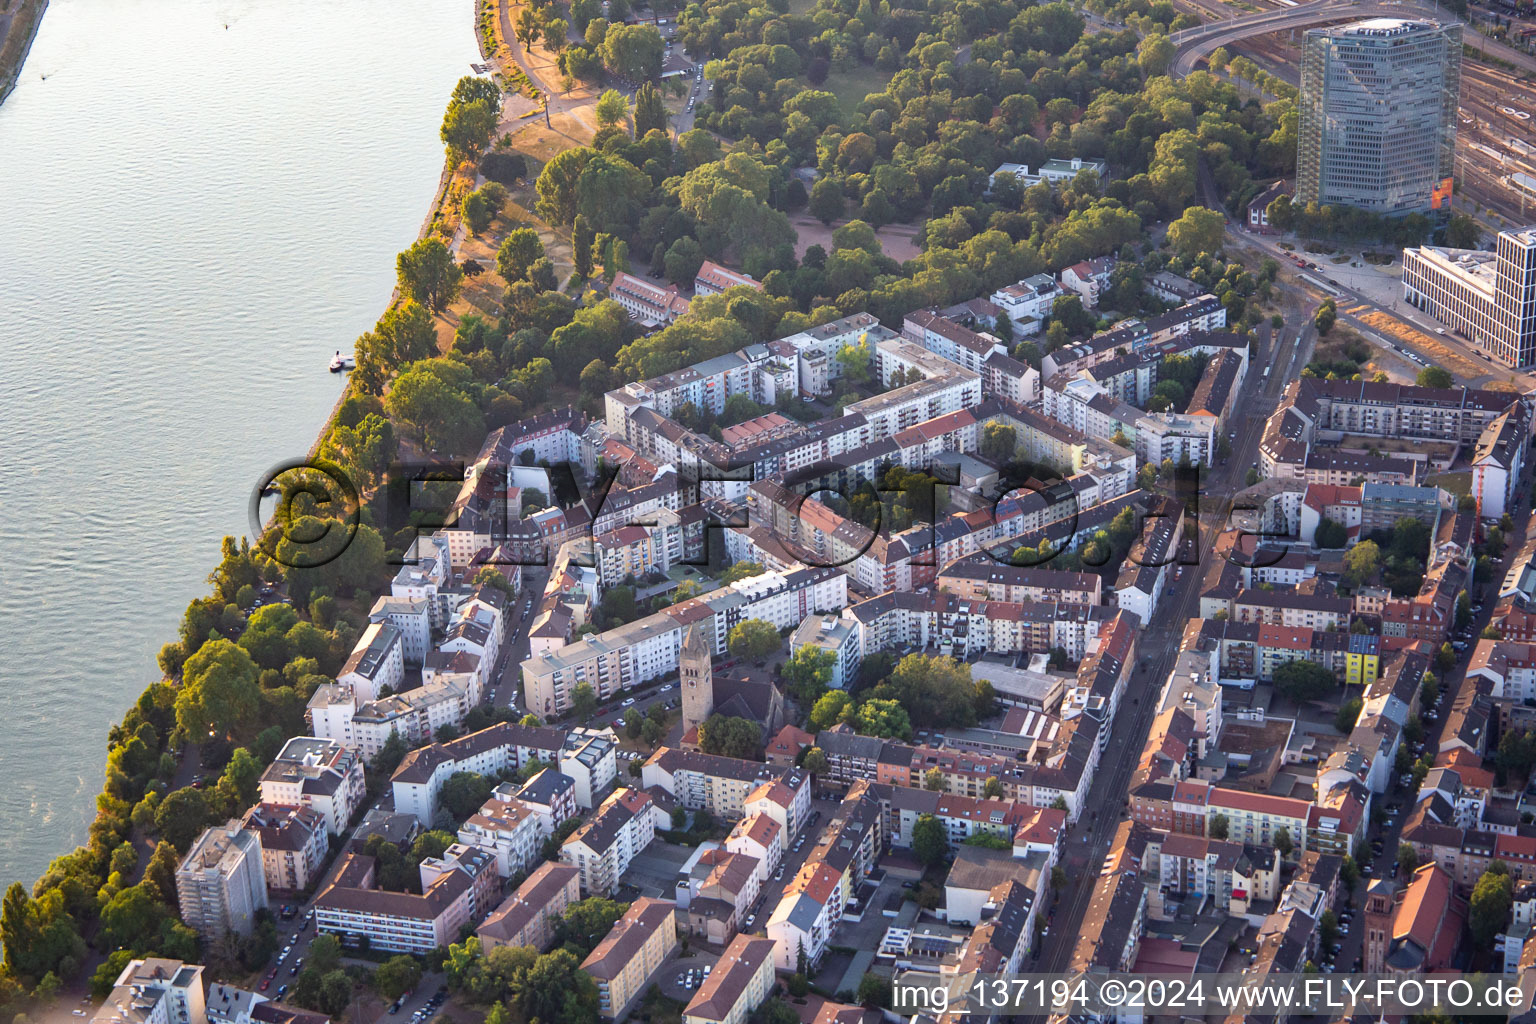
[1296,18,1461,216]
[1403,227,1536,368]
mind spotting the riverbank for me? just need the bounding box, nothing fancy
[0,0,47,106]
[0,0,478,1009]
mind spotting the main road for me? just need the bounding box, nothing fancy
[1035,285,1315,977]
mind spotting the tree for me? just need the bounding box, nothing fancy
[374,956,422,1001]
[727,619,780,662]
[176,638,261,740]
[1314,299,1337,336]
[441,97,499,156]
[1399,843,1419,875]
[1138,32,1175,76]
[808,691,851,732]
[1272,660,1335,704]
[154,787,212,852]
[924,767,946,792]
[633,83,667,136]
[979,423,1016,463]
[571,682,598,720]
[516,949,599,1024]
[573,214,595,279]
[462,182,507,235]
[599,23,664,81]
[802,746,829,777]
[1166,206,1225,258]
[383,366,484,455]
[1416,366,1454,389]
[536,146,596,225]
[852,698,912,740]
[1470,867,1514,945]
[912,813,948,866]
[498,228,546,283]
[698,714,761,759]
[1209,813,1229,840]
[857,974,891,1009]
[809,178,845,225]
[397,238,463,312]
[781,646,836,706]
[556,897,628,956]
[1446,214,1479,249]
[1334,698,1363,735]
[1273,827,1293,859]
[1313,516,1348,549]
[595,89,630,131]
[1343,539,1381,587]
[440,772,496,821]
[218,747,262,811]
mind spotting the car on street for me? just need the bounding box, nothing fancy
[622,697,636,706]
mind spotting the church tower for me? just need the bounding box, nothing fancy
[680,625,714,734]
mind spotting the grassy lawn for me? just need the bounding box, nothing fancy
[818,63,894,120]
[1426,471,1472,497]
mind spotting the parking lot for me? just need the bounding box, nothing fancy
[660,949,720,1002]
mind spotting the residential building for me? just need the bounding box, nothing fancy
[457,790,542,878]
[91,960,208,1024]
[683,936,776,1024]
[314,846,497,954]
[240,804,328,893]
[610,272,691,326]
[336,622,405,701]
[582,897,679,1020]
[561,787,665,896]
[257,737,366,837]
[391,722,566,825]
[477,862,582,953]
[694,262,762,297]
[176,822,268,942]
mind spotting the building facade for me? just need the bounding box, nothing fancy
[1296,18,1461,216]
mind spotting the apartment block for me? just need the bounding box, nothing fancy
[582,897,679,1020]
[176,822,268,942]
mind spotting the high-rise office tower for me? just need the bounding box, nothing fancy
[1297,18,1461,216]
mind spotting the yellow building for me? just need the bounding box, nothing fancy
[582,897,679,1020]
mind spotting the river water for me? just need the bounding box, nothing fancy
[0,0,475,890]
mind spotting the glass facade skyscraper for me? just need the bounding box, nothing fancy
[1296,18,1461,216]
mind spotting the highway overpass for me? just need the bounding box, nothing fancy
[1168,0,1443,76]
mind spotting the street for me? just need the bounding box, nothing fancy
[1037,281,1313,975]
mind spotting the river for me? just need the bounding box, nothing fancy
[0,0,475,890]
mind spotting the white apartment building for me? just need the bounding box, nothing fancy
[391,722,567,826]
[368,597,431,665]
[307,678,475,760]
[991,274,1063,335]
[457,791,542,877]
[610,272,691,325]
[511,770,579,836]
[560,788,665,896]
[240,803,328,893]
[522,567,847,717]
[91,960,207,1024]
[901,310,1008,374]
[257,737,366,836]
[560,728,619,809]
[1403,227,1536,368]
[176,822,268,942]
[337,621,405,701]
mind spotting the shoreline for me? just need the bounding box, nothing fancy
[12,0,480,946]
[308,0,494,460]
[0,0,48,107]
